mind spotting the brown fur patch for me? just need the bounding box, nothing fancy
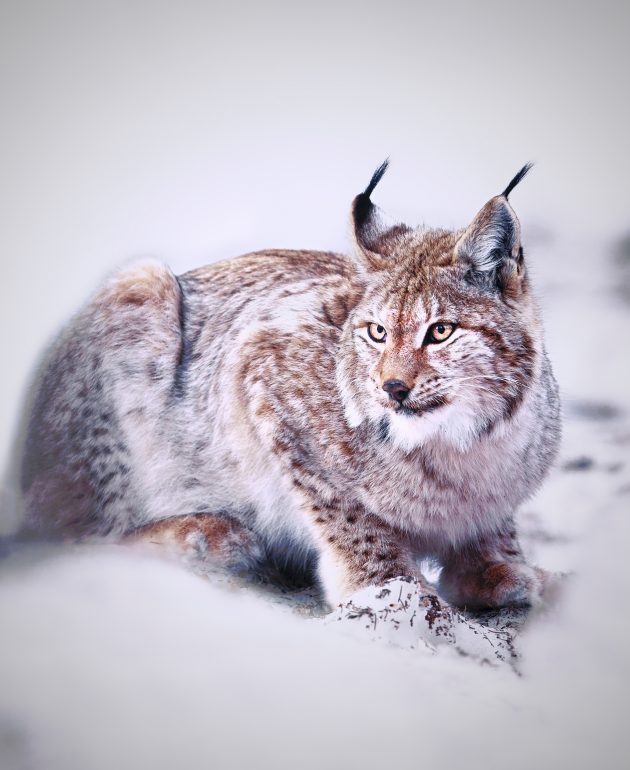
[102,262,180,309]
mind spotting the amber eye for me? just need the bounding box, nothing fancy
[367,323,387,343]
[426,322,455,344]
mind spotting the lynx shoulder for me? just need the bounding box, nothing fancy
[21,162,561,609]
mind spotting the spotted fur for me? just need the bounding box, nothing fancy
[20,165,560,609]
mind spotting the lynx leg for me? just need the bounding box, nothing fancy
[438,528,550,610]
[307,500,435,607]
[126,513,264,576]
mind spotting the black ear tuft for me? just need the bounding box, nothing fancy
[363,158,390,198]
[502,163,533,199]
[353,158,390,230]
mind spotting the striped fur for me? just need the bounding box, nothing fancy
[20,169,561,609]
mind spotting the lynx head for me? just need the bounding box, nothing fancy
[337,161,541,452]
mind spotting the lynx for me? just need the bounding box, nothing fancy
[21,162,560,609]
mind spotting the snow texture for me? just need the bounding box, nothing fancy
[327,578,522,666]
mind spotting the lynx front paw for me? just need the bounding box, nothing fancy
[438,561,552,610]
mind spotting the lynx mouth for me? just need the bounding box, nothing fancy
[392,395,448,416]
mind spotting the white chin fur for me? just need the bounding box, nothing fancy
[387,402,482,453]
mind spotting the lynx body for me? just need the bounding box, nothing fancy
[21,164,560,608]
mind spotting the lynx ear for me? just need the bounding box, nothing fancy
[455,164,532,294]
[351,160,411,271]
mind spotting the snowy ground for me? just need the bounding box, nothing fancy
[0,233,629,770]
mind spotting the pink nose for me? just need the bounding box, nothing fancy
[382,379,411,403]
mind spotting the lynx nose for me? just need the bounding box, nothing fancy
[382,379,411,403]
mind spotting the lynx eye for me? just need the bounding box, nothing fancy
[426,322,455,344]
[367,323,387,343]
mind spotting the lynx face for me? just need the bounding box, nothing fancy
[337,162,540,452]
